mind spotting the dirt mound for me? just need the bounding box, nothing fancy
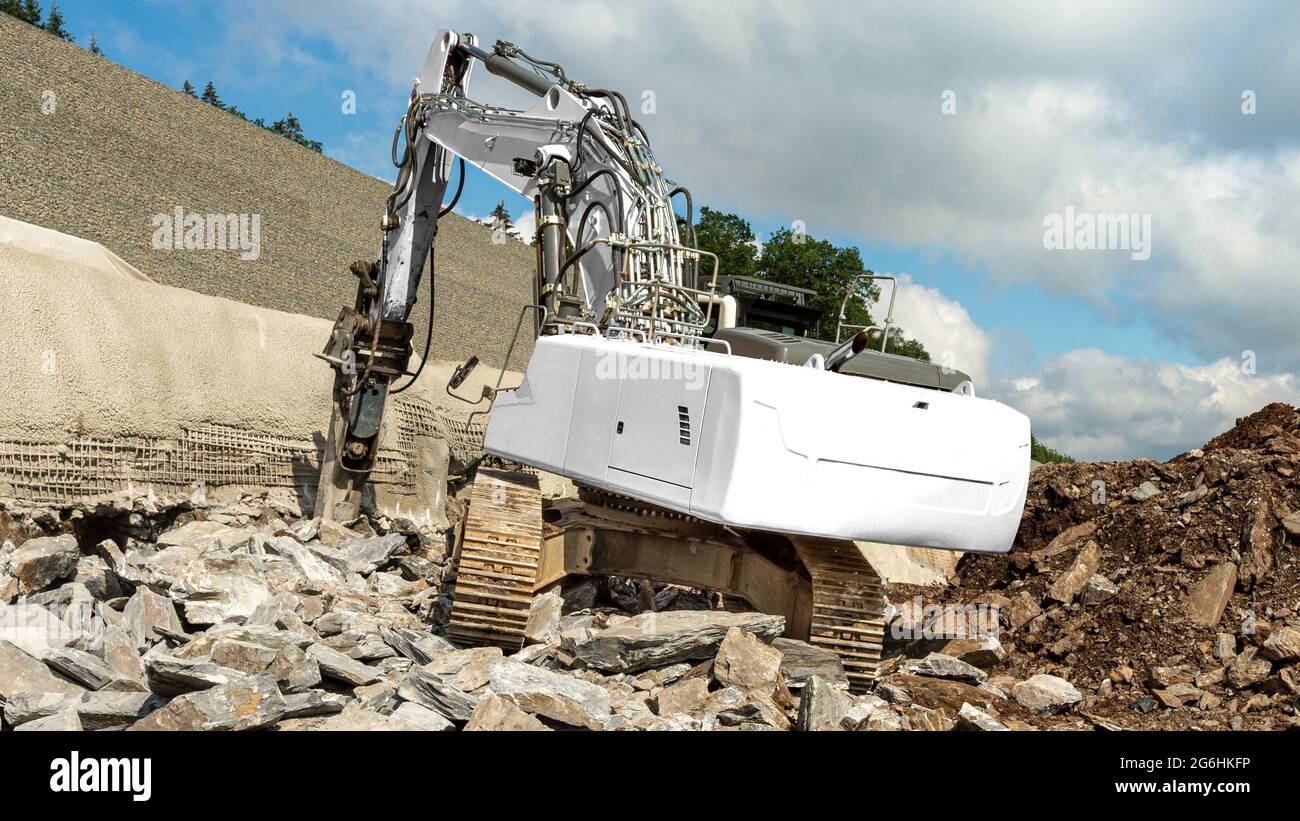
[938,403,1300,729]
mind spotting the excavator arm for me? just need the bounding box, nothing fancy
[314,29,710,520]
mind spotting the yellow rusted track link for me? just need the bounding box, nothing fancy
[448,473,887,691]
[790,537,887,693]
[447,469,544,651]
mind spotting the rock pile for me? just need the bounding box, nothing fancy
[3,402,1297,731]
[0,490,950,732]
[923,402,1300,730]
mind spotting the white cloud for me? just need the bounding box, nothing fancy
[875,279,1298,461]
[513,208,537,244]
[1003,350,1300,461]
[876,274,993,389]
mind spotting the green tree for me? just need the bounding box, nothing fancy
[269,113,322,153]
[1030,434,1074,464]
[183,81,323,154]
[0,1,29,23]
[757,227,873,341]
[755,226,929,358]
[43,1,71,40]
[693,207,757,280]
[271,113,304,140]
[88,34,102,55]
[489,201,514,234]
[2,0,42,25]
[200,81,221,107]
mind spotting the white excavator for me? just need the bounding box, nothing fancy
[314,29,1030,690]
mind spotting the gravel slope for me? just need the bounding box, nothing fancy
[0,15,535,369]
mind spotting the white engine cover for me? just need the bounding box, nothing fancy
[484,335,1030,554]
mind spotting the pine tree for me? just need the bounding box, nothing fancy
[200,81,222,108]
[20,0,38,23]
[0,1,27,22]
[271,113,304,141]
[181,80,197,97]
[43,1,72,41]
[489,201,514,234]
[88,34,102,56]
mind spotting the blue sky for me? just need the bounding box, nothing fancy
[50,0,1181,368]
[37,1,1300,459]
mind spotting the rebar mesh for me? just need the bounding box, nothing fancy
[0,396,486,505]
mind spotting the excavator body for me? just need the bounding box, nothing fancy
[485,332,1030,554]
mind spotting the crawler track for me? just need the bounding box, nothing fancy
[449,473,887,690]
[447,469,544,651]
[790,537,887,692]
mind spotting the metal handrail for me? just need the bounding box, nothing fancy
[605,325,648,342]
[836,274,897,352]
[654,330,731,354]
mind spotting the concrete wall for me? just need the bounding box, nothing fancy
[0,215,516,515]
[0,14,535,370]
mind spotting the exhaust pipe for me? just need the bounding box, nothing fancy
[823,329,870,372]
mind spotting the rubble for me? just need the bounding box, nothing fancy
[486,660,612,729]
[936,403,1300,730]
[907,652,988,685]
[0,401,1295,732]
[1012,675,1082,714]
[656,677,711,717]
[306,643,383,687]
[143,653,246,696]
[956,702,1009,731]
[465,694,550,731]
[1185,563,1237,628]
[130,674,286,731]
[1046,540,1101,603]
[713,628,784,694]
[397,665,482,722]
[41,647,122,691]
[1081,574,1119,605]
[795,676,853,730]
[771,637,847,690]
[567,610,785,673]
[122,587,185,650]
[390,702,455,731]
[10,535,79,593]
[1261,625,1300,662]
[6,691,163,729]
[523,591,563,646]
[1,639,86,702]
[14,711,83,731]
